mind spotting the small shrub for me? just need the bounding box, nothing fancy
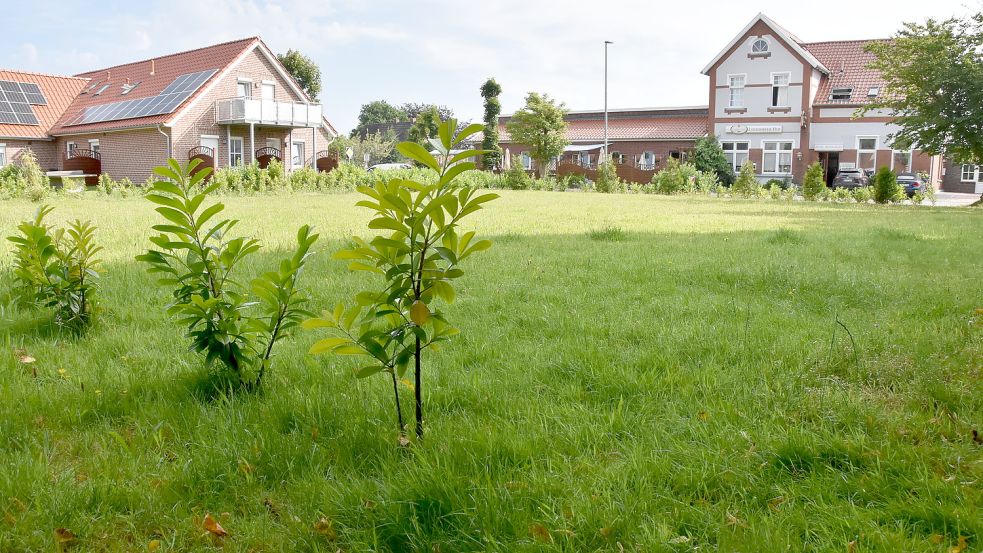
[588,225,627,241]
[695,170,720,194]
[920,174,936,205]
[802,162,826,201]
[6,205,102,330]
[911,191,925,204]
[768,183,782,200]
[649,158,698,195]
[851,187,873,203]
[831,187,854,202]
[731,160,762,198]
[20,151,49,202]
[563,174,588,190]
[595,161,622,193]
[137,159,319,390]
[872,167,903,204]
[503,156,532,190]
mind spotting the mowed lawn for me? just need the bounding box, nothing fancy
[0,191,980,552]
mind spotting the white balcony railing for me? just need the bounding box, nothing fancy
[215,97,323,127]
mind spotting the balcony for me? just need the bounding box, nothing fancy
[215,97,323,127]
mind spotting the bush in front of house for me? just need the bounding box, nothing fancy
[731,159,762,198]
[502,155,533,190]
[695,170,721,194]
[594,161,623,193]
[693,135,735,185]
[851,186,873,203]
[1,150,52,201]
[872,166,904,203]
[646,158,698,194]
[802,162,826,201]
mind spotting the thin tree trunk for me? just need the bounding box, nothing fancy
[414,336,423,439]
[390,370,405,434]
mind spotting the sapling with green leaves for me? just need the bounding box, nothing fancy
[136,159,318,390]
[7,205,102,330]
[304,119,497,440]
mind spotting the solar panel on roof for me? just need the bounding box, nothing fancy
[65,69,217,127]
[0,80,47,125]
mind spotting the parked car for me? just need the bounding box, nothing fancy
[895,172,925,197]
[831,168,870,190]
[368,163,412,172]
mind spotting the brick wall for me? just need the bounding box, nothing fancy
[502,140,697,171]
[941,160,979,193]
[55,129,168,184]
[1,140,59,171]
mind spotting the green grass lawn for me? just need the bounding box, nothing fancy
[0,191,980,552]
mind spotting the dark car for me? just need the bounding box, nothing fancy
[831,168,870,190]
[896,173,925,197]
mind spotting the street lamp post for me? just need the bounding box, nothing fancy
[604,40,613,164]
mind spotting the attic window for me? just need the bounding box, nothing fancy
[93,84,110,96]
[82,80,102,94]
[867,87,880,97]
[751,39,769,53]
[830,88,853,101]
[121,81,140,95]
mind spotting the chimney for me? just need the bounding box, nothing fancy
[106,70,111,81]
[150,59,155,76]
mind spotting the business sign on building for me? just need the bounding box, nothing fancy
[725,124,784,134]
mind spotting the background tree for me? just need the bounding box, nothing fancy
[351,101,407,138]
[693,135,734,185]
[330,130,399,165]
[864,11,983,191]
[505,93,569,177]
[801,162,827,201]
[480,78,503,170]
[407,106,442,147]
[400,103,455,122]
[277,49,322,100]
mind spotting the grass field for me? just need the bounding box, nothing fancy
[0,191,981,552]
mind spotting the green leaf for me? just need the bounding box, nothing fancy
[354,365,384,378]
[396,142,440,172]
[452,123,485,146]
[309,337,350,354]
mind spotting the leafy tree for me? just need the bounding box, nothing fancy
[330,130,399,165]
[407,106,442,148]
[400,103,455,122]
[276,49,322,100]
[351,101,407,138]
[864,12,983,171]
[594,161,622,193]
[693,135,734,185]
[7,205,102,330]
[505,93,569,177]
[802,162,827,201]
[872,166,903,203]
[137,159,319,390]
[480,78,503,170]
[731,159,761,198]
[304,119,497,440]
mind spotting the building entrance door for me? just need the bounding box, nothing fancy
[819,152,840,185]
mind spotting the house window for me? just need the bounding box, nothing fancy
[961,164,978,182]
[722,142,749,172]
[520,152,532,170]
[88,139,100,155]
[611,151,625,164]
[857,137,878,172]
[292,141,305,168]
[892,150,911,172]
[728,75,745,108]
[261,82,275,100]
[762,141,793,174]
[266,138,280,151]
[93,84,110,96]
[752,38,769,53]
[236,80,252,99]
[830,88,853,101]
[0,143,6,167]
[771,73,790,107]
[867,87,880,98]
[639,151,655,170]
[229,137,244,166]
[66,142,77,156]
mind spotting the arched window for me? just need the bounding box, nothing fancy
[752,38,769,53]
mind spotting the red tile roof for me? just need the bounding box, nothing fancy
[801,39,890,106]
[500,109,708,143]
[0,70,88,139]
[49,37,260,135]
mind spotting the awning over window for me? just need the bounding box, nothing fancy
[563,144,605,153]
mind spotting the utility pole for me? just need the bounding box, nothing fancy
[604,40,613,164]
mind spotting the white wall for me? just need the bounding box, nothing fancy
[714,122,799,149]
[810,121,901,149]
[714,33,805,119]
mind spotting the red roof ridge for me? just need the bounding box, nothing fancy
[800,38,890,46]
[73,36,260,77]
[0,68,89,81]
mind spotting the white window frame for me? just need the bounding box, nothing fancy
[770,72,790,107]
[751,38,770,53]
[88,139,100,155]
[266,138,280,151]
[229,137,244,166]
[0,143,6,167]
[520,152,532,170]
[890,149,912,173]
[762,140,794,175]
[261,81,276,100]
[640,151,655,170]
[728,74,746,108]
[291,140,305,169]
[721,141,749,172]
[66,141,77,156]
[236,79,253,99]
[856,136,878,172]
[961,164,978,182]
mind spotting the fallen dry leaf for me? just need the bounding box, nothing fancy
[398,436,411,448]
[725,512,746,527]
[202,513,228,537]
[529,523,552,543]
[668,535,690,544]
[848,540,857,552]
[697,410,709,421]
[767,496,786,511]
[950,536,969,553]
[54,527,76,544]
[147,539,161,552]
[362,499,377,510]
[930,534,945,545]
[18,355,36,364]
[314,517,337,540]
[599,526,613,539]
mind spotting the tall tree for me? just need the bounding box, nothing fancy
[400,103,455,122]
[407,106,442,147]
[505,93,569,177]
[693,135,734,185]
[351,101,407,138]
[276,49,322,100]
[864,12,983,183]
[480,78,503,170]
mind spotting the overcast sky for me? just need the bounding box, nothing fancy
[3,0,978,133]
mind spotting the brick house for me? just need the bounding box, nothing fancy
[703,13,944,186]
[0,37,337,184]
[497,106,708,174]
